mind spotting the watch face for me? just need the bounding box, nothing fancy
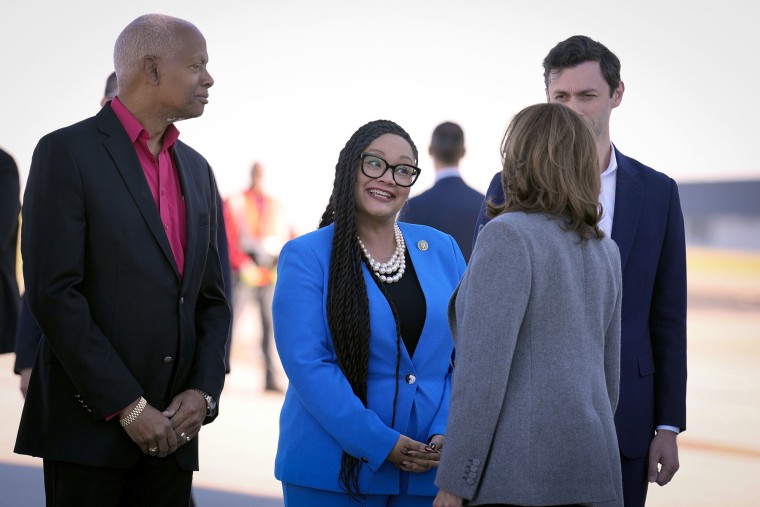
[205,394,217,413]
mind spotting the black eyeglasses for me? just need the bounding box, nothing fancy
[358,153,421,187]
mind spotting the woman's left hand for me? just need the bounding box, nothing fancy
[399,434,444,473]
[433,488,463,507]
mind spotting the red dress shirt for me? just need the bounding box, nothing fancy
[111,97,187,277]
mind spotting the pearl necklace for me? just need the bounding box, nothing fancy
[357,223,406,283]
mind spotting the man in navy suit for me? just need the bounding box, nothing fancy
[473,36,687,506]
[16,14,230,506]
[402,122,484,262]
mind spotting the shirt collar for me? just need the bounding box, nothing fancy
[435,166,461,182]
[110,97,180,149]
[601,143,618,177]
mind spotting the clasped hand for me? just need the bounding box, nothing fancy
[121,390,207,457]
[387,434,444,473]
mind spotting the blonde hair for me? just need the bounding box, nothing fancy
[487,103,603,240]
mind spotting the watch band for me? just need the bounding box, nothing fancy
[192,389,212,415]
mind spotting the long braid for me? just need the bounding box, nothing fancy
[368,263,404,428]
[319,120,418,500]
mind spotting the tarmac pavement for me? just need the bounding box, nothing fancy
[1,250,759,506]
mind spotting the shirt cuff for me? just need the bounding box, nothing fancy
[656,425,680,434]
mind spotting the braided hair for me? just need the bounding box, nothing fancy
[318,119,418,500]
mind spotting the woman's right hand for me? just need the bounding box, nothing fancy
[386,435,438,473]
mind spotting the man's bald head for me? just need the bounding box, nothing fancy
[113,14,200,91]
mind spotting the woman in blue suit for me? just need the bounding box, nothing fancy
[272,120,466,506]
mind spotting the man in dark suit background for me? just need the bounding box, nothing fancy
[100,71,118,107]
[15,14,230,506]
[401,122,484,262]
[473,36,687,507]
[0,147,20,356]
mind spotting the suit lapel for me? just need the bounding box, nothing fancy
[174,143,198,289]
[612,149,643,270]
[99,108,180,279]
[401,224,435,366]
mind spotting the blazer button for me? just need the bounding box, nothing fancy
[466,478,475,485]
[163,356,174,364]
[405,374,416,385]
[472,458,481,466]
[180,297,184,305]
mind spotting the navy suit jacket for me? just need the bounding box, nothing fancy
[474,147,687,458]
[401,176,484,263]
[0,147,20,354]
[16,104,231,471]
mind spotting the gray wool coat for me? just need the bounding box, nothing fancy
[435,212,623,507]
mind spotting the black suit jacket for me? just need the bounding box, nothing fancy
[401,176,485,262]
[15,105,231,471]
[13,190,234,375]
[0,147,20,353]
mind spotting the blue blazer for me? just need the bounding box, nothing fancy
[272,222,466,495]
[474,147,687,458]
[401,176,484,263]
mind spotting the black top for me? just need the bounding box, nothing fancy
[370,248,426,357]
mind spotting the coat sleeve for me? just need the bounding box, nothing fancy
[0,150,20,354]
[22,134,143,419]
[272,239,400,472]
[650,179,687,431]
[435,219,531,500]
[13,294,43,373]
[186,169,231,417]
[0,150,19,252]
[605,243,623,413]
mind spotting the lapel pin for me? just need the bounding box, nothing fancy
[417,240,428,251]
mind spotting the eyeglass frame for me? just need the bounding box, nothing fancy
[357,153,422,187]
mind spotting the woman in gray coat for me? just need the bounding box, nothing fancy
[433,103,623,507]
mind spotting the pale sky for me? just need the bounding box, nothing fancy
[1,0,758,234]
